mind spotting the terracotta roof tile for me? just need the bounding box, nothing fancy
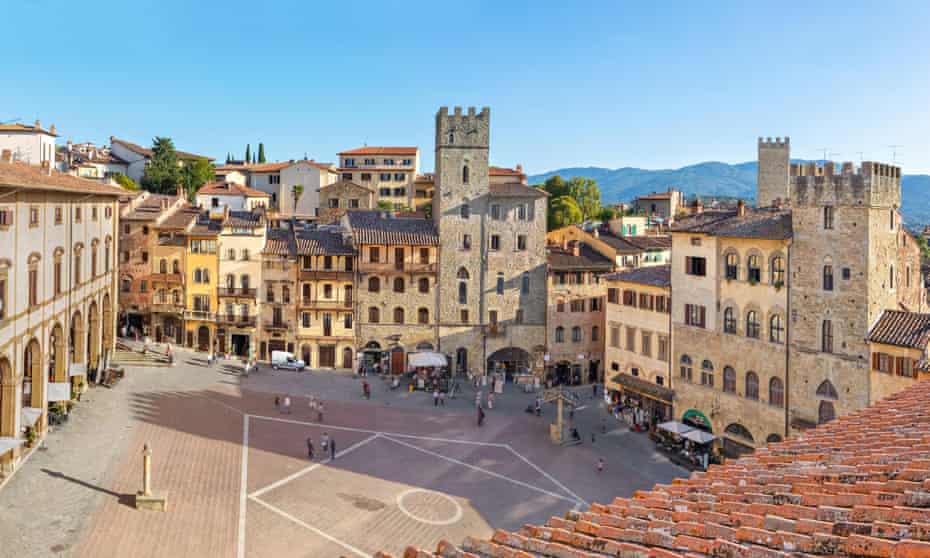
[389,379,930,557]
[346,210,438,246]
[295,229,354,255]
[196,180,270,198]
[671,208,792,240]
[0,122,57,136]
[604,264,672,288]
[0,162,125,196]
[547,243,615,270]
[110,137,212,161]
[262,228,295,256]
[488,183,547,198]
[338,146,418,156]
[867,310,930,350]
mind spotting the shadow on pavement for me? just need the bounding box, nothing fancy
[41,468,136,508]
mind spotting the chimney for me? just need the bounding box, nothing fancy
[516,163,523,173]
[571,241,581,257]
[737,199,746,217]
[34,119,41,130]
[49,123,56,135]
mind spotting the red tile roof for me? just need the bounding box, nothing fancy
[110,137,213,161]
[868,310,930,350]
[338,146,418,156]
[381,379,930,558]
[196,181,270,198]
[0,162,125,196]
[0,122,58,136]
[489,166,524,177]
[244,160,335,173]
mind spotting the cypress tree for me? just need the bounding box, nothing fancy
[245,144,251,164]
[258,143,266,163]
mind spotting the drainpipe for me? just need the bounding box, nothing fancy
[784,243,791,437]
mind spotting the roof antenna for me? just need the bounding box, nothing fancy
[887,145,903,164]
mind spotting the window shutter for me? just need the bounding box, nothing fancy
[685,256,692,274]
[895,356,904,376]
[699,306,706,327]
[872,352,879,371]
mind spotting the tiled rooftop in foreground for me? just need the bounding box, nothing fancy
[379,379,930,558]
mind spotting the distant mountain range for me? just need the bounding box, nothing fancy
[529,162,930,227]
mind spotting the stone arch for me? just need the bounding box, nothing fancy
[725,422,755,443]
[101,292,113,353]
[87,301,100,371]
[0,356,14,437]
[455,347,468,375]
[49,322,66,382]
[721,247,740,279]
[766,433,783,444]
[23,337,43,410]
[70,311,85,364]
[816,379,838,399]
[487,346,530,378]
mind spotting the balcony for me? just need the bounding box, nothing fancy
[263,321,291,333]
[300,298,353,310]
[218,287,257,298]
[151,302,184,314]
[216,314,258,328]
[184,310,215,321]
[149,273,184,284]
[298,269,354,281]
[359,262,437,274]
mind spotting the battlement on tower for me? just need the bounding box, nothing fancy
[435,106,490,149]
[790,161,901,208]
[758,136,790,149]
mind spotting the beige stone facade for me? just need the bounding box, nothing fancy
[338,147,419,209]
[258,228,296,360]
[216,212,266,358]
[318,180,376,224]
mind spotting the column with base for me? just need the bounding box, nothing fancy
[134,443,168,511]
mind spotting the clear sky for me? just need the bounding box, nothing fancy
[2,0,928,174]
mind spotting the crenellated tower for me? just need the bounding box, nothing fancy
[756,136,790,207]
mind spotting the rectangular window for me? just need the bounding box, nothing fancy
[657,336,668,362]
[610,326,620,348]
[489,310,498,325]
[75,207,82,222]
[55,207,62,224]
[607,288,619,304]
[0,278,6,319]
[622,290,636,307]
[656,295,668,314]
[344,313,353,329]
[393,188,405,197]
[92,207,98,220]
[328,199,339,208]
[684,303,706,328]
[361,173,371,182]
[344,158,355,167]
[490,204,501,220]
[302,313,310,328]
[490,235,500,251]
[419,248,429,264]
[462,234,472,250]
[515,309,524,324]
[379,188,391,196]
[369,247,380,263]
[824,206,834,230]
[895,356,914,378]
[29,207,39,227]
[380,173,391,181]
[460,309,469,323]
[638,293,654,310]
[350,199,359,208]
[393,173,405,181]
[641,332,651,357]
[517,235,527,251]
[342,173,353,181]
[685,256,706,276]
[626,327,636,351]
[570,300,584,312]
[589,297,601,311]
[54,261,62,295]
[517,204,527,220]
[872,352,892,374]
[28,268,38,306]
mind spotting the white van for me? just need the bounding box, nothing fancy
[271,351,305,371]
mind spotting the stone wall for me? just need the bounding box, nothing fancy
[549,274,606,382]
[756,137,790,207]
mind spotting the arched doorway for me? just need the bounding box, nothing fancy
[197,326,210,352]
[87,301,100,372]
[342,347,353,369]
[0,357,13,437]
[70,311,84,364]
[553,361,571,385]
[818,401,836,424]
[487,346,530,381]
[723,423,755,458]
[49,323,66,383]
[23,338,43,409]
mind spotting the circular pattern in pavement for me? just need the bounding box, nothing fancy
[395,488,463,526]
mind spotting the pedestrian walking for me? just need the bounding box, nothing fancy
[477,405,486,427]
[317,401,324,423]
[487,392,494,410]
[433,389,439,406]
[439,390,446,406]
[283,395,292,414]
[306,437,315,460]
[535,397,542,417]
[321,432,330,455]
[592,383,598,398]
[597,457,605,473]
[475,389,482,409]
[330,437,336,460]
[274,395,281,410]
[363,381,371,400]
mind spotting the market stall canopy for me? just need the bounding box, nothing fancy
[21,407,42,428]
[657,421,694,435]
[681,428,717,444]
[408,351,447,368]
[610,373,674,403]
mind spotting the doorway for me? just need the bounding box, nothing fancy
[231,334,250,357]
[197,326,210,352]
[342,347,353,369]
[319,345,336,368]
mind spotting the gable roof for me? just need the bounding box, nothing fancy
[547,243,615,271]
[345,210,439,246]
[245,160,335,173]
[319,179,377,194]
[295,230,354,255]
[0,122,57,136]
[868,310,930,350]
[596,231,672,254]
[489,183,547,198]
[110,137,213,161]
[604,264,672,288]
[0,162,125,197]
[671,208,793,240]
[382,378,930,558]
[196,181,270,198]
[338,146,418,156]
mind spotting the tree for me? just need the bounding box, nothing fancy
[245,144,251,164]
[597,206,619,223]
[566,177,601,221]
[376,200,394,210]
[180,158,215,200]
[541,175,569,198]
[917,235,930,261]
[291,184,304,214]
[111,172,139,191]
[548,196,583,230]
[258,143,266,163]
[141,137,181,194]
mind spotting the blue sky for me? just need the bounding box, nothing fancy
[2,1,928,174]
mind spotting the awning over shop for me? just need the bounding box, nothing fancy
[21,407,42,428]
[657,421,694,435]
[610,373,674,403]
[681,429,717,444]
[48,382,71,402]
[0,437,24,455]
[69,363,87,377]
[408,351,447,368]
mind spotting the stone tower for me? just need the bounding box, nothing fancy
[787,160,913,429]
[756,137,790,207]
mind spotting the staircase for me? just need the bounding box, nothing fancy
[111,341,173,368]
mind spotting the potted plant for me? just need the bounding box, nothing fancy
[25,427,36,448]
[773,280,784,291]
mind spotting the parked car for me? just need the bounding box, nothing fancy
[271,351,305,371]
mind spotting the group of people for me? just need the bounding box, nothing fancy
[306,431,336,461]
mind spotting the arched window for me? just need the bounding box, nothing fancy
[679,355,693,382]
[571,326,582,342]
[723,366,736,393]
[393,277,405,293]
[771,256,785,286]
[769,377,784,407]
[725,252,738,280]
[555,326,565,343]
[172,259,179,274]
[448,130,454,144]
[746,310,760,339]
[462,165,469,184]
[159,259,167,274]
[456,347,467,373]
[202,269,210,283]
[745,371,759,400]
[770,314,784,344]
[368,307,380,323]
[496,272,504,294]
[591,325,599,342]
[723,307,736,334]
[418,307,429,324]
[460,203,470,219]
[521,272,530,294]
[226,274,235,289]
[725,423,755,443]
[458,282,467,304]
[821,319,833,353]
[457,267,469,279]
[823,265,834,291]
[816,379,838,399]
[418,278,429,293]
[194,269,202,283]
[241,274,250,289]
[818,400,836,424]
[700,360,714,387]
[766,434,783,444]
[393,307,404,324]
[368,277,380,292]
[747,255,761,283]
